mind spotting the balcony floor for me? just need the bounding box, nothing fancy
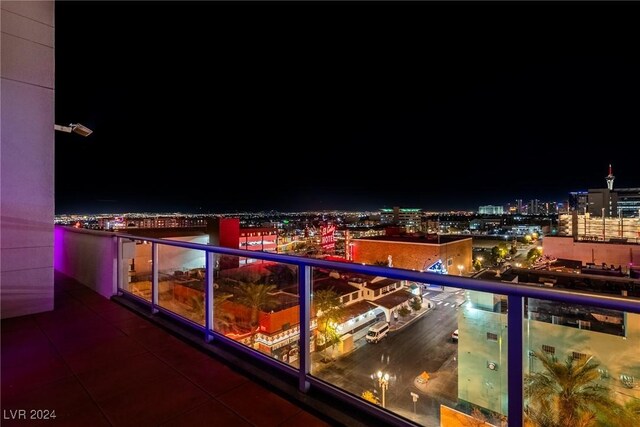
[1,272,334,426]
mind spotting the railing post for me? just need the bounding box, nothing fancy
[115,236,122,296]
[298,264,311,393]
[151,242,159,314]
[507,294,524,427]
[205,251,215,342]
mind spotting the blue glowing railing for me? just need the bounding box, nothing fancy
[114,233,640,427]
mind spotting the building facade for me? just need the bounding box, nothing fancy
[352,235,472,274]
[380,207,423,232]
[558,213,640,243]
[239,227,278,253]
[543,236,640,272]
[478,205,504,215]
[458,290,640,416]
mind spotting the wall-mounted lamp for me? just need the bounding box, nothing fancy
[54,123,93,137]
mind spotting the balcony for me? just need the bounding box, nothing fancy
[1,272,334,426]
[9,226,639,426]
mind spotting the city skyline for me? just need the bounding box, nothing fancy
[55,2,640,214]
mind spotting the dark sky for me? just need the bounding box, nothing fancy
[55,2,640,214]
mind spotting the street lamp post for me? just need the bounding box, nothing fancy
[376,371,390,408]
[410,392,419,414]
[457,264,464,276]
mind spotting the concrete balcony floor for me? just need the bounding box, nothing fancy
[1,272,335,426]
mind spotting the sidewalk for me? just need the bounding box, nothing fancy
[389,301,433,332]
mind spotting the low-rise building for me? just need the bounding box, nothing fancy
[352,233,472,274]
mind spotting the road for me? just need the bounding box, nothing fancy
[313,290,463,425]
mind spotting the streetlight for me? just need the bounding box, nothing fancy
[54,123,93,137]
[376,370,390,408]
[410,392,419,414]
[457,265,464,276]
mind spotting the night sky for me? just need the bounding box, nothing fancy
[55,2,640,214]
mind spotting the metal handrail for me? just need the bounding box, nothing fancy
[116,232,640,313]
[111,230,640,427]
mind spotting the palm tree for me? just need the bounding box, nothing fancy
[212,292,234,332]
[234,283,278,329]
[188,291,233,330]
[524,350,626,427]
[313,288,345,361]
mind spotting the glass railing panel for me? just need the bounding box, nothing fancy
[156,243,207,325]
[120,238,152,301]
[213,254,300,367]
[524,298,640,427]
[309,267,508,426]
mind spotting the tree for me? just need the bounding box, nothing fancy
[313,288,345,361]
[265,263,297,287]
[212,292,234,332]
[398,306,411,318]
[524,350,626,427]
[473,258,483,271]
[527,247,542,263]
[409,297,422,312]
[234,283,278,334]
[490,244,509,264]
[189,292,234,331]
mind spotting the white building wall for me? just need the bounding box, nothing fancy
[458,291,640,416]
[457,302,509,415]
[525,312,640,402]
[1,1,55,318]
[54,227,117,298]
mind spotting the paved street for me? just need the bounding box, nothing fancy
[312,289,463,426]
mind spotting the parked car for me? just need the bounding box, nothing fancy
[451,329,459,342]
[366,321,390,344]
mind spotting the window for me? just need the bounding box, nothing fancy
[542,345,555,355]
[572,351,589,361]
[486,332,498,342]
[578,320,591,330]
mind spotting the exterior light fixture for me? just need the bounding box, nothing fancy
[376,371,390,408]
[54,123,93,137]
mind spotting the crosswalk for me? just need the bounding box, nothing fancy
[425,292,467,309]
[429,292,452,302]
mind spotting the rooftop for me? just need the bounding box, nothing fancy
[372,290,416,310]
[355,234,471,244]
[474,266,640,297]
[312,277,359,296]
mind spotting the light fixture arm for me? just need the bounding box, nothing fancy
[54,123,93,137]
[54,124,74,133]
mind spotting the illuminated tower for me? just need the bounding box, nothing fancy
[605,164,615,191]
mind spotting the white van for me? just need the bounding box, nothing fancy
[366,321,389,343]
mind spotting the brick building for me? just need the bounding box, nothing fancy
[352,234,473,274]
